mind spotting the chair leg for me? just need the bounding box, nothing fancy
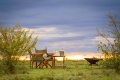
[30,60,31,68]
[41,62,44,69]
[36,62,43,68]
[38,61,44,69]
[45,64,48,68]
[48,63,52,68]
[43,60,47,68]
[44,60,52,68]
[39,62,41,68]
[32,62,34,69]
[36,60,52,68]
[36,62,37,68]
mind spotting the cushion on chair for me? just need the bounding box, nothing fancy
[43,53,52,60]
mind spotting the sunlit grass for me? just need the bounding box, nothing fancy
[0,60,120,80]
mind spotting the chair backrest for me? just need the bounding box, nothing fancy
[34,48,47,62]
[36,48,47,54]
[28,48,47,61]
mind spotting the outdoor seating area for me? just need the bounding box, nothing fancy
[29,48,65,69]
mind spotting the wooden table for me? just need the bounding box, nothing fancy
[52,56,65,68]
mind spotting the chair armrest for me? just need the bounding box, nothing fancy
[33,53,43,56]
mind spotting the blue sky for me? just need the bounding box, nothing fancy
[0,0,120,57]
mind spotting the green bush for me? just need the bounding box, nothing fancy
[97,13,120,73]
[102,58,120,73]
[0,24,37,74]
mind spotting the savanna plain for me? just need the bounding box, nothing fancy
[0,60,120,80]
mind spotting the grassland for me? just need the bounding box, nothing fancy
[0,60,120,80]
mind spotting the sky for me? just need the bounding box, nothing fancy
[0,0,120,59]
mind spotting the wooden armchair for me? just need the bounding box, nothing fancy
[42,53,54,68]
[30,53,43,68]
[29,48,45,68]
[29,48,53,69]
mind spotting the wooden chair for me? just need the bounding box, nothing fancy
[29,48,45,68]
[42,53,54,68]
[29,48,53,69]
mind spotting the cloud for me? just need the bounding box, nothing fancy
[21,25,99,53]
[0,0,120,55]
[22,25,85,39]
[1,0,117,27]
[93,36,115,44]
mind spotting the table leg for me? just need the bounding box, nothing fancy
[63,56,65,68]
[52,57,55,68]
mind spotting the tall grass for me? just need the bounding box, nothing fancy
[0,60,120,80]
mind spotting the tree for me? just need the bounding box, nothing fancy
[0,24,38,74]
[97,13,120,73]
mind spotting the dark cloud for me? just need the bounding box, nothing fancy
[0,0,120,54]
[1,0,119,26]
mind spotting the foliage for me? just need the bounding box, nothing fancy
[97,13,120,73]
[0,24,38,74]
